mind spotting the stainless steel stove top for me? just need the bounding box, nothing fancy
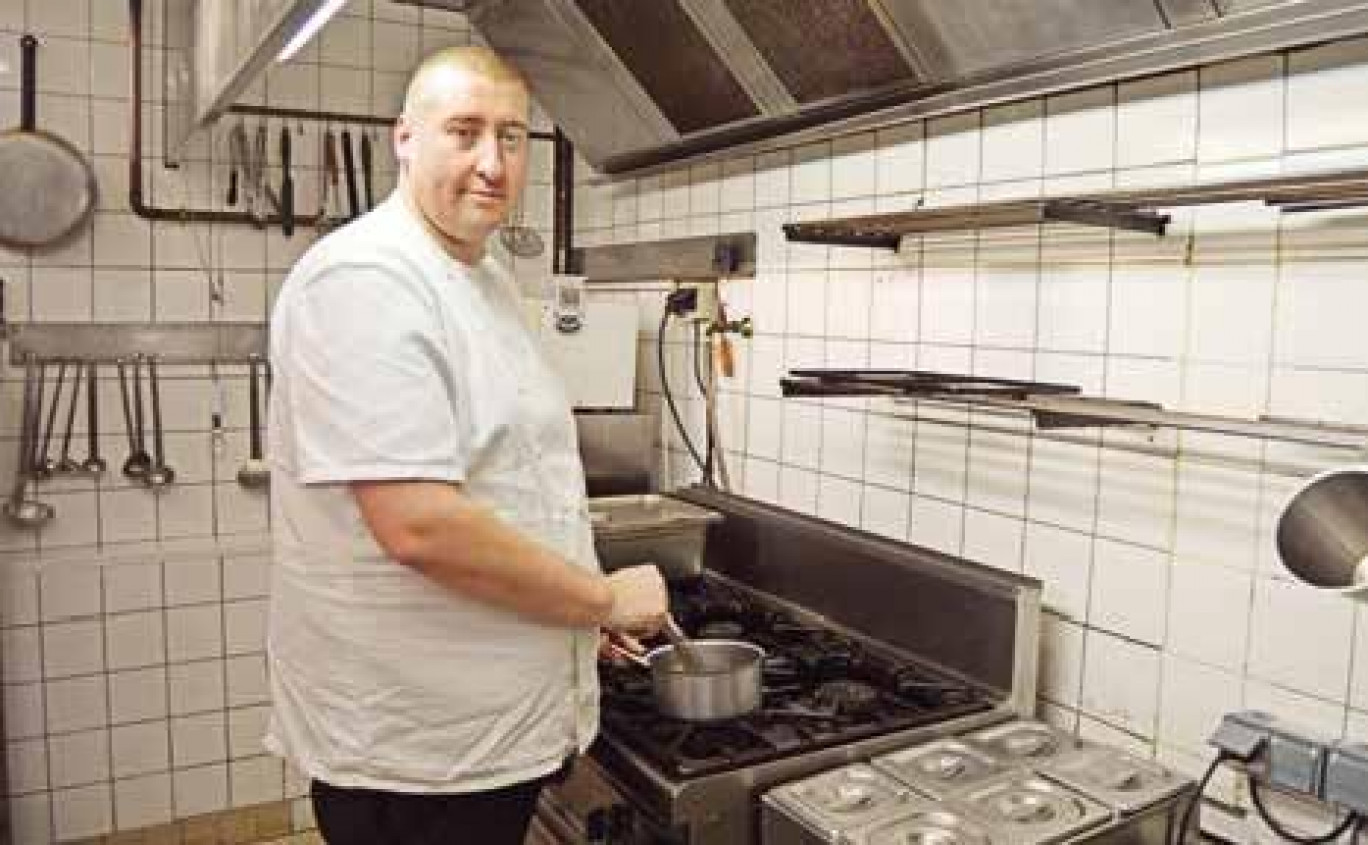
[550,489,1044,845]
[598,576,996,780]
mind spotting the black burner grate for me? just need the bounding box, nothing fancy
[599,579,993,779]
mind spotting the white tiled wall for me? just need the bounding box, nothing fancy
[0,1,555,841]
[577,32,1368,833]
[6,0,1368,841]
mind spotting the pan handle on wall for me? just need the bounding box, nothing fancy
[19,34,35,131]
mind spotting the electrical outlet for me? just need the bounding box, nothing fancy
[1231,775,1250,809]
[673,282,718,321]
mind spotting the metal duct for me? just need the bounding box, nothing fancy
[416,0,1368,175]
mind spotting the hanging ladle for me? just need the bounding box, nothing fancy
[81,362,106,477]
[4,359,55,528]
[499,191,545,258]
[118,358,151,480]
[236,356,271,490]
[32,361,67,480]
[55,363,83,474]
[143,357,174,489]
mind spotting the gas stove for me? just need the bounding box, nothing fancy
[532,489,1043,845]
[598,577,995,780]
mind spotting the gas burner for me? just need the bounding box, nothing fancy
[761,654,805,691]
[678,724,762,762]
[893,668,977,708]
[786,642,856,679]
[865,808,999,845]
[955,773,1110,843]
[873,739,1007,800]
[815,680,882,717]
[696,619,747,639]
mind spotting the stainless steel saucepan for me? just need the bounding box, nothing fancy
[645,639,764,722]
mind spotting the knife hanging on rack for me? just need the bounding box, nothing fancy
[318,128,338,230]
[248,123,268,228]
[225,121,246,207]
[341,129,360,220]
[279,126,294,237]
[361,131,374,212]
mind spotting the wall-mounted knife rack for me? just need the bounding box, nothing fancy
[4,322,267,364]
[131,0,557,229]
[782,369,1368,450]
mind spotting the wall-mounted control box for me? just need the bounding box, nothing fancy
[1323,743,1368,815]
[1210,711,1367,814]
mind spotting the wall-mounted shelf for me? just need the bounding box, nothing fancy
[783,167,1368,248]
[782,369,1081,400]
[785,200,1171,247]
[571,232,757,282]
[782,369,1368,450]
[4,322,267,364]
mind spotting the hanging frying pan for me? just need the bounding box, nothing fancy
[0,35,97,250]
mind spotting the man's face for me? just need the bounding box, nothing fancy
[395,69,530,251]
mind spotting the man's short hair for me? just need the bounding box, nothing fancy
[402,45,528,117]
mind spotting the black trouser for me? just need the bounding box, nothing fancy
[311,773,552,845]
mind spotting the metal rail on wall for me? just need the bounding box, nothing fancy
[0,334,274,548]
[225,102,559,139]
[4,322,266,364]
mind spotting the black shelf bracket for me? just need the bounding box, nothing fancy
[1040,199,1170,235]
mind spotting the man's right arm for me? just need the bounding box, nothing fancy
[351,479,667,634]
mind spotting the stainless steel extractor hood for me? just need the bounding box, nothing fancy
[416,0,1368,177]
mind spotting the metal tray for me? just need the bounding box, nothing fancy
[589,494,723,538]
[589,494,723,578]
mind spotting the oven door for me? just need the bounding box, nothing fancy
[528,757,682,845]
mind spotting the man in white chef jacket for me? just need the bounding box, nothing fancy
[265,46,668,844]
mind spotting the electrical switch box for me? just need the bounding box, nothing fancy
[1267,731,1327,794]
[1324,744,1368,814]
[1208,711,1333,797]
[1209,711,1272,761]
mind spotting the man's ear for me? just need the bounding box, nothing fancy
[393,115,414,165]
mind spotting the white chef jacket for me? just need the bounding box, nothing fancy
[264,194,600,794]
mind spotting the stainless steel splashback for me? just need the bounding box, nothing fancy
[672,487,1042,716]
[449,0,1368,176]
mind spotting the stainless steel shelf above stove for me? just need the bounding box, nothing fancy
[783,167,1368,246]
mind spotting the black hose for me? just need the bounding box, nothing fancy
[1174,754,1227,845]
[657,309,707,477]
[1249,777,1358,844]
[690,320,713,483]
